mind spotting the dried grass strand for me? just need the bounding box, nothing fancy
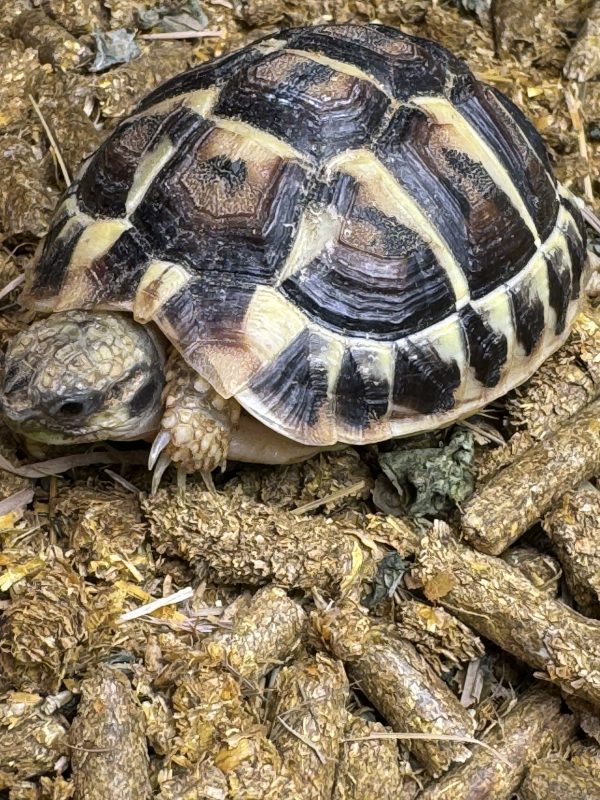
[0,487,34,515]
[28,93,71,186]
[0,450,147,478]
[0,274,25,302]
[141,29,222,40]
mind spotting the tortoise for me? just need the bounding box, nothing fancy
[0,23,588,488]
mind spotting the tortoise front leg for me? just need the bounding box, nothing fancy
[149,352,332,492]
[149,352,240,492]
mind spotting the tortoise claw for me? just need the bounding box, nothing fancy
[148,430,171,471]
[151,452,172,495]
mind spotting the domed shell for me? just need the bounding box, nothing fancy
[24,23,588,446]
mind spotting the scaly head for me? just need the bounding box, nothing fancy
[0,310,165,445]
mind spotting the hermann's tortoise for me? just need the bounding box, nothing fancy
[0,23,588,486]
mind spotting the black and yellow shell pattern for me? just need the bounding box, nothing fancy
[25,23,588,446]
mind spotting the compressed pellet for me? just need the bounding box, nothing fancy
[157,760,228,800]
[11,10,92,70]
[203,586,306,683]
[462,397,600,554]
[564,0,600,80]
[570,741,600,780]
[0,558,90,692]
[268,654,348,800]
[543,485,600,616]
[414,523,600,706]
[395,598,484,671]
[70,665,150,800]
[143,486,372,593]
[315,604,475,776]
[520,758,600,799]
[0,694,68,786]
[333,714,418,800]
[500,546,561,597]
[0,136,59,241]
[214,730,289,800]
[417,689,567,799]
[170,668,251,763]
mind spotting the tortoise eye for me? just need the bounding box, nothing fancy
[57,401,85,417]
[130,380,157,415]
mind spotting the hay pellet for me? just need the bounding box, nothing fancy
[520,758,600,799]
[462,397,600,555]
[0,694,69,786]
[414,523,600,707]
[543,485,600,616]
[70,666,150,800]
[417,689,568,800]
[268,654,348,800]
[333,714,418,800]
[315,604,475,777]
[204,586,306,683]
[143,486,372,594]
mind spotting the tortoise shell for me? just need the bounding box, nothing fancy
[24,23,588,446]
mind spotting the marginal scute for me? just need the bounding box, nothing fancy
[25,208,86,303]
[54,219,132,311]
[334,346,391,431]
[392,340,461,415]
[247,328,332,439]
[133,259,190,324]
[459,303,508,389]
[545,249,572,335]
[509,276,545,356]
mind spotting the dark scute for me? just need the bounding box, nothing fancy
[391,38,474,102]
[564,223,587,300]
[489,87,554,174]
[392,342,460,414]
[77,114,166,218]
[459,305,508,388]
[164,107,214,147]
[509,282,545,356]
[87,228,150,304]
[160,279,254,350]
[134,43,275,113]
[281,222,455,340]
[285,24,474,102]
[131,128,309,283]
[78,108,211,219]
[375,106,473,267]
[29,210,85,298]
[376,107,536,298]
[545,251,572,335]
[214,51,390,162]
[249,329,329,431]
[284,23,405,89]
[306,173,357,215]
[335,349,389,429]
[457,84,558,239]
[439,147,537,298]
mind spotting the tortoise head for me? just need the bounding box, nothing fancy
[0,310,165,445]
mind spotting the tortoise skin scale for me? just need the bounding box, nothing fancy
[24,23,587,446]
